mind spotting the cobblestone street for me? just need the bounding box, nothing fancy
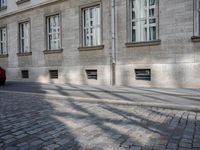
[0,89,200,150]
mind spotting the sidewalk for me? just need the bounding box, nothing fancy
[0,81,200,111]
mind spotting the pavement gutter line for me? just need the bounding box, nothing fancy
[0,90,200,112]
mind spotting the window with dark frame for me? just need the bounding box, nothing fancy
[0,27,7,55]
[19,21,30,53]
[49,70,58,79]
[46,14,61,50]
[82,5,101,47]
[197,0,200,35]
[0,0,6,9]
[135,69,151,81]
[21,70,29,79]
[130,0,157,42]
[86,70,97,80]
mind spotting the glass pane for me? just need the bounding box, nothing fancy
[21,24,24,38]
[24,22,30,52]
[0,30,2,42]
[149,18,156,24]
[0,43,3,55]
[22,39,24,53]
[149,0,155,6]
[91,35,93,46]
[149,26,156,40]
[199,0,200,9]
[199,12,200,35]
[144,27,147,41]
[49,34,52,49]
[149,8,155,17]
[132,29,136,42]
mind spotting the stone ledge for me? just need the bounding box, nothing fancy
[43,49,63,54]
[17,52,32,56]
[191,36,200,42]
[0,54,8,58]
[78,45,104,51]
[0,6,7,11]
[125,40,161,47]
[16,0,31,5]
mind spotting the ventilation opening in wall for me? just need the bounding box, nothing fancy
[135,69,151,81]
[49,70,58,79]
[86,70,97,80]
[21,70,29,79]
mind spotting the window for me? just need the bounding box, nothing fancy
[0,0,6,9]
[19,21,30,53]
[135,69,151,81]
[0,27,7,55]
[86,70,97,80]
[129,0,157,42]
[21,70,29,79]
[82,5,101,47]
[197,0,200,35]
[49,70,58,79]
[46,14,61,50]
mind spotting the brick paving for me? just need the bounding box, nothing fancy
[0,92,200,150]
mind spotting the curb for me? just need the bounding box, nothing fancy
[1,90,200,112]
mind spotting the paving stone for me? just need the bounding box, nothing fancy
[5,147,18,150]
[56,138,71,146]
[179,142,192,148]
[180,138,192,144]
[193,143,200,148]
[15,134,27,139]
[2,135,14,140]
[167,143,178,149]
[4,138,16,144]
[30,140,43,146]
[0,89,199,150]
[129,146,141,150]
[43,144,59,150]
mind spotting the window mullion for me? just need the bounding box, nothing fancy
[147,0,150,41]
[0,29,2,55]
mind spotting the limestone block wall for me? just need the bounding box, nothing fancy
[0,0,200,88]
[115,0,200,88]
[0,0,112,86]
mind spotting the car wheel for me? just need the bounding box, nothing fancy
[0,80,5,85]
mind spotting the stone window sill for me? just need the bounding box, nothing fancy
[78,45,104,51]
[17,52,32,56]
[191,36,200,42]
[0,54,8,58]
[43,49,63,54]
[125,40,161,47]
[0,6,7,11]
[16,0,30,5]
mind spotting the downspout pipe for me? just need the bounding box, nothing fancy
[111,0,116,86]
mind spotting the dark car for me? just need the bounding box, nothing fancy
[0,67,6,85]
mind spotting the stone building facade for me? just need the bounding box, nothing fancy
[0,0,200,88]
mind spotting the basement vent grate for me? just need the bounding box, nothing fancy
[135,69,151,81]
[21,70,29,79]
[86,70,97,80]
[49,70,58,79]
